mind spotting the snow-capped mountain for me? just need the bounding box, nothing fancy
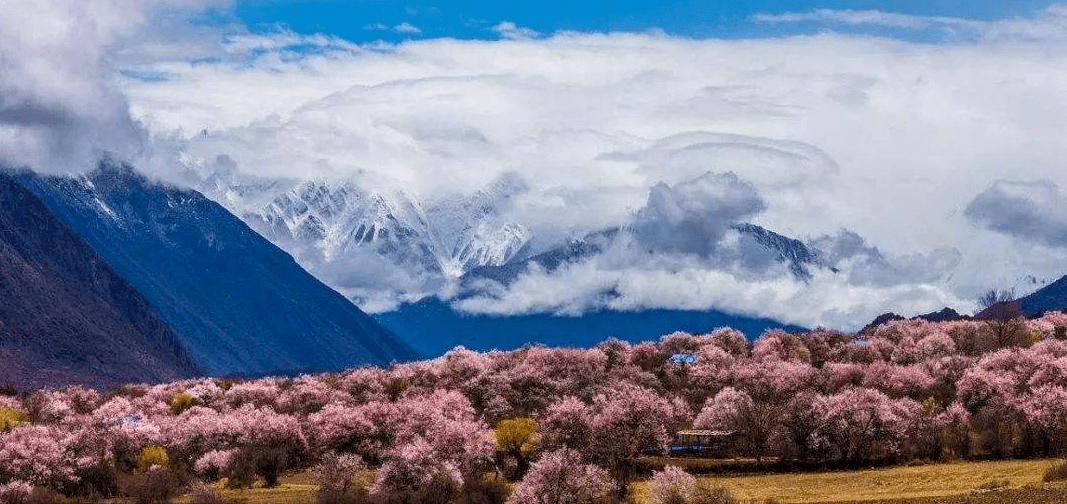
[424,174,531,276]
[461,222,829,291]
[250,179,444,277]
[189,167,532,308]
[730,223,830,278]
[184,164,845,321]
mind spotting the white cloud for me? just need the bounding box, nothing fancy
[753,9,983,31]
[453,255,973,331]
[493,21,539,40]
[965,179,1067,248]
[394,22,422,34]
[632,172,765,257]
[0,0,233,173]
[754,4,1067,41]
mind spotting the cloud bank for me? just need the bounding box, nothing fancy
[631,171,765,258]
[966,179,1067,249]
[755,5,1067,41]
[0,0,235,173]
[7,2,1067,329]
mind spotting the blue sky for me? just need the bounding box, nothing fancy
[234,0,1057,41]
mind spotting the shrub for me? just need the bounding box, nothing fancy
[510,448,611,504]
[494,417,538,480]
[189,483,243,504]
[0,481,33,504]
[123,466,181,504]
[454,475,509,504]
[226,441,304,488]
[194,449,236,481]
[975,478,1010,492]
[24,488,71,504]
[386,377,410,401]
[317,486,370,504]
[137,445,170,472]
[215,378,237,391]
[314,452,370,504]
[69,461,119,499]
[371,438,463,504]
[371,472,458,504]
[647,466,696,504]
[0,406,27,432]
[0,425,80,491]
[1044,460,1067,482]
[690,482,737,504]
[168,392,195,416]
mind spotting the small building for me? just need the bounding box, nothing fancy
[669,429,740,457]
[668,353,698,364]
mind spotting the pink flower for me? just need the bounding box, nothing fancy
[509,448,610,504]
[647,465,697,504]
[0,480,33,504]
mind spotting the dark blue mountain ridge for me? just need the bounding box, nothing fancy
[374,297,805,358]
[860,307,972,334]
[1018,275,1067,318]
[0,172,200,390]
[10,162,417,376]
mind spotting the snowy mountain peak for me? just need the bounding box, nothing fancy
[731,223,827,278]
[187,167,533,306]
[250,178,442,274]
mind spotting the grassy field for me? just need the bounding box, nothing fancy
[632,458,1064,503]
[169,471,319,504]
[153,458,1065,504]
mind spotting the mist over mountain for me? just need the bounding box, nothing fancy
[175,166,847,355]
[11,162,417,377]
[0,172,199,389]
[191,167,533,313]
[171,159,981,343]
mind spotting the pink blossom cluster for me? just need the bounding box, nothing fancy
[509,448,610,504]
[647,465,698,504]
[0,480,33,503]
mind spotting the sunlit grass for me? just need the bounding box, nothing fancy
[169,471,319,504]
[630,458,1060,503]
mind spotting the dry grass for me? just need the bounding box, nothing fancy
[95,459,1064,504]
[160,471,318,504]
[834,482,1067,504]
[632,459,1060,503]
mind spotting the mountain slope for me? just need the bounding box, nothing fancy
[461,228,619,287]
[1018,275,1067,317]
[730,223,829,278]
[12,163,417,376]
[247,179,444,278]
[0,173,199,389]
[462,222,824,289]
